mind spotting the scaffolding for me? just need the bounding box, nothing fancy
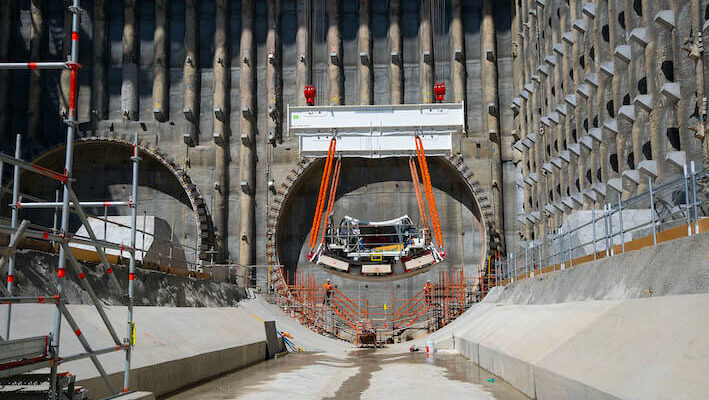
[268,267,475,345]
[0,1,139,398]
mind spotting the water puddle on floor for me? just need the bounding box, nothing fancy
[166,351,530,400]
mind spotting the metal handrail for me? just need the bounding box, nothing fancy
[500,166,707,284]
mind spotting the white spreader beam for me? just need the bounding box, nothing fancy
[289,102,465,158]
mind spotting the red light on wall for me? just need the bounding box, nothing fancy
[434,83,446,103]
[304,85,316,106]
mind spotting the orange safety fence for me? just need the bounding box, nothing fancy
[269,267,475,343]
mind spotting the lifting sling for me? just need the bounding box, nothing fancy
[322,157,342,245]
[408,156,428,229]
[415,135,444,251]
[309,135,445,258]
[308,138,337,252]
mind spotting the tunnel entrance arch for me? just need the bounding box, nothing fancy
[21,133,214,263]
[268,154,497,284]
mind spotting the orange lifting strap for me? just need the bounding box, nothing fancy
[408,157,428,229]
[308,138,337,251]
[321,157,342,244]
[414,136,444,250]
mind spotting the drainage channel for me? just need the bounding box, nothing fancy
[165,351,529,400]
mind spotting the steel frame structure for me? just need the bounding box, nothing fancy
[0,1,140,397]
[306,135,446,274]
[288,102,464,158]
[268,267,472,345]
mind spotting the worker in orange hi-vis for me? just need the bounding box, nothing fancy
[322,279,334,306]
[424,280,434,307]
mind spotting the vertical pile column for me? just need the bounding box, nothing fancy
[539,0,553,229]
[595,0,616,197]
[675,0,702,164]
[27,0,44,145]
[214,0,230,261]
[239,0,255,266]
[296,0,311,106]
[153,0,169,122]
[419,0,433,103]
[267,0,282,144]
[518,0,532,240]
[599,0,620,196]
[572,0,589,210]
[561,2,577,214]
[531,1,543,240]
[689,0,707,163]
[328,0,343,105]
[121,0,139,121]
[358,0,372,105]
[633,0,658,191]
[482,0,504,250]
[610,0,634,199]
[645,0,676,183]
[582,1,598,209]
[627,0,650,194]
[389,0,403,104]
[92,0,108,121]
[183,0,200,145]
[451,0,465,104]
[551,0,565,224]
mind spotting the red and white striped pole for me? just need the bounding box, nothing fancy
[3,135,21,339]
[50,1,82,397]
[0,61,70,70]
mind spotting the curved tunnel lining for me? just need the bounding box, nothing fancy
[271,156,492,283]
[27,136,214,261]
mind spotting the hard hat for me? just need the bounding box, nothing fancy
[327,279,331,282]
[427,279,430,283]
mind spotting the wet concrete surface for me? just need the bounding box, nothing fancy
[165,351,530,400]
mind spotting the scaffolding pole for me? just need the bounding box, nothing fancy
[0,220,29,299]
[14,200,131,209]
[4,136,21,339]
[124,132,140,392]
[50,1,80,396]
[0,61,72,70]
[0,1,139,397]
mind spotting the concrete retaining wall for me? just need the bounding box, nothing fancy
[492,234,709,305]
[8,296,347,399]
[78,341,267,399]
[10,304,269,399]
[428,234,709,400]
[452,295,709,400]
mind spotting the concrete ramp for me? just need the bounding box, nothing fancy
[8,296,348,399]
[422,234,709,400]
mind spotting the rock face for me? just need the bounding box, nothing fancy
[4,250,247,307]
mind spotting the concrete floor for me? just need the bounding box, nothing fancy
[166,351,529,400]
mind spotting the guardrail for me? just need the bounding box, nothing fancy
[495,166,707,285]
